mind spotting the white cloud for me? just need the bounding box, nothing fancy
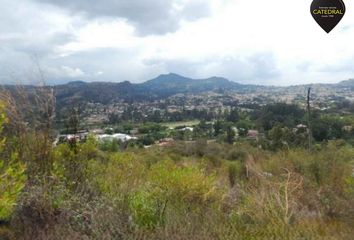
[35,0,212,35]
[61,66,85,78]
[1,0,354,85]
[95,71,104,76]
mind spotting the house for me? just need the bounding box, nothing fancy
[343,125,353,132]
[296,124,307,129]
[180,127,194,132]
[97,133,137,142]
[247,130,259,139]
[54,131,89,145]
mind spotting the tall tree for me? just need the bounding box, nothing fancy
[226,126,235,144]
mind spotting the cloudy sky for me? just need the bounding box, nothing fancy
[1,0,354,85]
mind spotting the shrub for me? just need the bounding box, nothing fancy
[129,187,166,229]
[91,152,146,198]
[148,160,219,206]
[0,156,26,222]
[0,105,26,222]
[227,149,247,162]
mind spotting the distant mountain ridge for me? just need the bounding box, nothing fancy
[338,78,354,87]
[52,73,354,105]
[2,73,353,107]
[139,73,248,97]
[54,73,256,105]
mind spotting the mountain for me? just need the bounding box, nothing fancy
[54,73,251,105]
[139,73,246,97]
[142,73,239,89]
[2,73,353,110]
[55,80,139,107]
[338,79,354,88]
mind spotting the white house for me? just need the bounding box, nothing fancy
[97,133,137,142]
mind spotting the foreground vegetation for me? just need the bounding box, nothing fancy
[1,134,354,238]
[0,87,354,239]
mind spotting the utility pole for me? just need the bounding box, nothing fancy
[307,87,312,151]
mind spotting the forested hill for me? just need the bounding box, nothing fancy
[53,73,259,105]
[2,73,353,107]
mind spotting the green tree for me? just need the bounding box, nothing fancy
[226,126,236,144]
[312,115,345,141]
[213,120,223,137]
[227,108,240,123]
[257,103,304,130]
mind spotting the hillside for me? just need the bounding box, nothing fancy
[54,73,252,105]
[140,73,244,96]
[2,73,354,109]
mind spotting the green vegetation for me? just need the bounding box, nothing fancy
[1,135,354,238]
[1,94,354,239]
[0,104,26,222]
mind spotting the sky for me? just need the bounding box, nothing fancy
[1,0,354,85]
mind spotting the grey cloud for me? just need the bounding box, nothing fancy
[42,48,163,83]
[296,62,311,72]
[143,58,198,78]
[247,54,280,80]
[144,52,281,84]
[34,0,212,35]
[319,57,354,73]
[0,0,82,83]
[0,0,281,85]
[4,33,74,57]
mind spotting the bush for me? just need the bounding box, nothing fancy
[0,157,26,222]
[227,149,247,162]
[129,187,166,229]
[0,105,26,222]
[148,160,219,206]
[4,121,354,239]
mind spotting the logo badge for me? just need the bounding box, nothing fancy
[311,0,346,33]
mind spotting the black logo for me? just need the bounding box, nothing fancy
[311,0,346,33]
